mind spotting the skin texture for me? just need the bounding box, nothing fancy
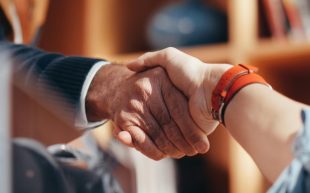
[86,64,210,160]
[128,47,305,182]
[128,47,231,135]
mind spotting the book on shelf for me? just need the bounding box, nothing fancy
[263,0,288,39]
[263,0,310,41]
[295,0,310,40]
[282,0,305,40]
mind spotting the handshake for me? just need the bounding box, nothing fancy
[86,47,231,160]
[86,47,300,183]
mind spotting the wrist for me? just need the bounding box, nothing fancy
[202,64,232,117]
[210,64,270,124]
[86,64,134,121]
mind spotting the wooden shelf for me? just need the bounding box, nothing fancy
[248,40,310,64]
[107,43,230,64]
[108,39,310,68]
[182,43,231,63]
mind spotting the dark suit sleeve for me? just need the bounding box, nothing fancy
[0,40,105,124]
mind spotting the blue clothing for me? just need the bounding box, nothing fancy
[268,109,310,193]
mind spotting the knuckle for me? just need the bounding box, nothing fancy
[118,111,130,123]
[128,99,144,113]
[151,66,165,77]
[126,128,143,142]
[154,48,171,63]
[162,47,178,61]
[164,47,177,54]
[146,51,154,56]
[134,78,152,97]
[143,51,153,59]
[118,111,139,127]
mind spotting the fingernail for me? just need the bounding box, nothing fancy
[194,142,209,153]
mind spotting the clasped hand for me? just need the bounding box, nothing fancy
[87,48,230,160]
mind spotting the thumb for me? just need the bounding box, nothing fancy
[127,59,149,72]
[127,51,167,72]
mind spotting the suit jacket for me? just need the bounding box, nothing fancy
[0,7,105,126]
[1,40,105,125]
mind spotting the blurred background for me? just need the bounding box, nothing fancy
[12,0,310,193]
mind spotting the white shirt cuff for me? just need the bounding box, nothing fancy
[75,61,110,129]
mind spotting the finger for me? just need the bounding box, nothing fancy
[124,125,166,160]
[127,50,168,72]
[147,87,197,156]
[118,131,134,147]
[128,47,194,72]
[115,111,166,160]
[163,83,210,154]
[161,119,197,156]
[141,109,185,159]
[117,100,184,158]
[112,123,134,148]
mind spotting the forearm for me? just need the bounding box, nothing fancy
[225,84,306,181]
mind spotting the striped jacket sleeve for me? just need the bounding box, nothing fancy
[0,40,106,126]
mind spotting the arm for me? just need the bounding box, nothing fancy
[1,40,104,128]
[128,47,306,181]
[225,84,304,181]
[3,42,209,160]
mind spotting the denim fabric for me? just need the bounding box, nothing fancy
[268,109,310,193]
